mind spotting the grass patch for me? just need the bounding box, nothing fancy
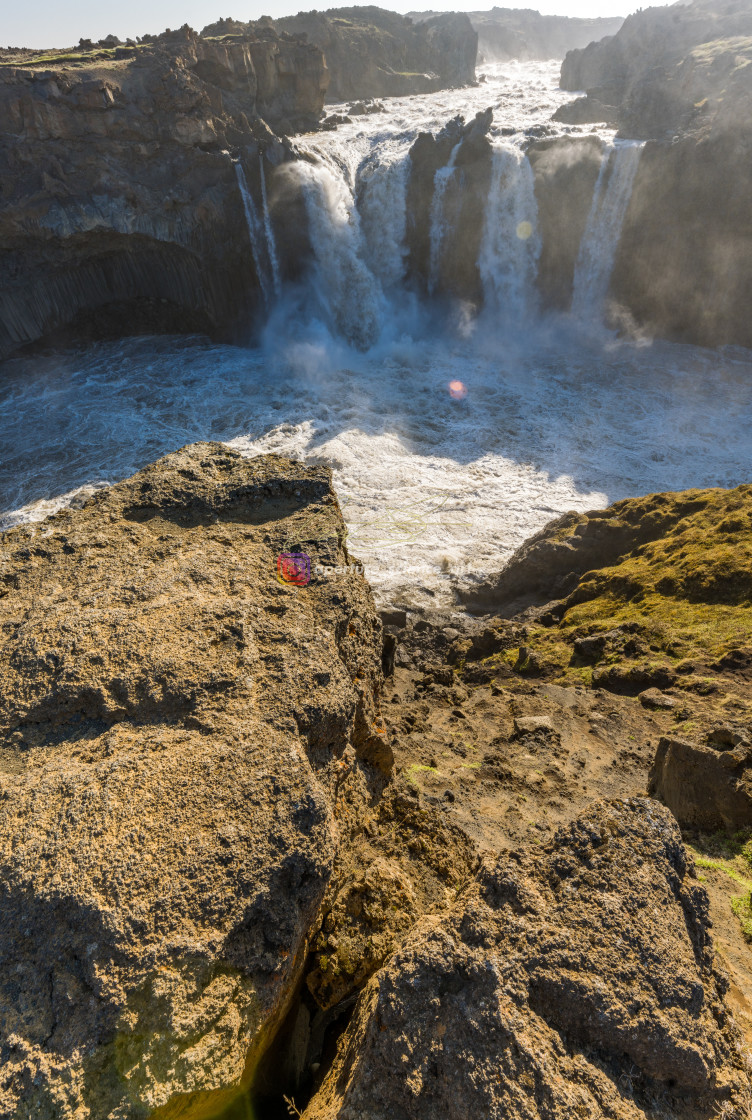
[689,831,752,941]
[405,763,439,787]
[490,486,752,689]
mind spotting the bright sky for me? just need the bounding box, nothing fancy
[4,0,669,50]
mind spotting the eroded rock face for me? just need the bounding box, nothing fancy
[406,109,493,302]
[0,26,325,358]
[528,135,604,310]
[304,799,750,1120]
[273,8,477,102]
[0,443,385,1119]
[554,0,752,349]
[560,0,752,138]
[650,735,752,832]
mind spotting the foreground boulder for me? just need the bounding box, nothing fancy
[304,799,750,1119]
[0,443,384,1119]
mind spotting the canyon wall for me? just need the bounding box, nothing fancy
[270,7,478,101]
[557,0,752,348]
[0,26,325,359]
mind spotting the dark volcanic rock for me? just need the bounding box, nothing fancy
[555,0,752,348]
[406,108,494,302]
[611,131,752,350]
[0,26,325,359]
[304,798,750,1119]
[528,134,604,310]
[560,0,752,139]
[273,7,477,101]
[0,443,386,1118]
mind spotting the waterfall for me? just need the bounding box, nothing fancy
[235,161,274,308]
[258,155,281,299]
[358,152,411,290]
[428,142,462,294]
[479,144,541,321]
[571,141,644,323]
[294,160,385,350]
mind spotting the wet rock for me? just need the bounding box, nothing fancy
[650,735,752,831]
[304,799,749,1119]
[0,443,385,1118]
[406,108,494,302]
[0,21,332,359]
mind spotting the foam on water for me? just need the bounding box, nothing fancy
[2,330,751,610]
[2,62,750,610]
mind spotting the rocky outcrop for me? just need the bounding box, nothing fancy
[304,798,751,1119]
[560,0,752,139]
[406,109,494,302]
[270,7,477,101]
[611,130,752,349]
[0,443,387,1119]
[468,8,623,63]
[0,26,325,358]
[528,134,604,310]
[650,733,752,832]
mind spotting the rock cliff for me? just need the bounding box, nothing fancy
[269,7,477,101]
[406,109,494,303]
[560,0,752,139]
[1,448,752,1116]
[0,26,325,359]
[305,799,751,1120]
[554,0,752,349]
[412,7,623,63]
[0,443,387,1118]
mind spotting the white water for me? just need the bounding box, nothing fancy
[429,141,462,294]
[234,162,273,308]
[572,141,644,321]
[3,63,751,611]
[258,155,282,300]
[479,142,541,321]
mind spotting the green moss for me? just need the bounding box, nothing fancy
[509,486,752,687]
[2,46,136,67]
[406,763,439,787]
[689,833,752,942]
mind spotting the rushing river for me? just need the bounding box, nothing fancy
[2,62,751,610]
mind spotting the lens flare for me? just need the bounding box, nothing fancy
[516,220,533,241]
[448,380,467,401]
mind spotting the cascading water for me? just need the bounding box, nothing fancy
[293,160,385,349]
[9,65,747,612]
[479,143,541,321]
[571,141,644,322]
[428,142,462,294]
[358,152,411,290]
[258,155,282,300]
[234,161,274,308]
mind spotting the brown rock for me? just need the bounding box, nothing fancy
[650,735,752,831]
[639,687,678,710]
[0,443,385,1118]
[303,798,750,1119]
